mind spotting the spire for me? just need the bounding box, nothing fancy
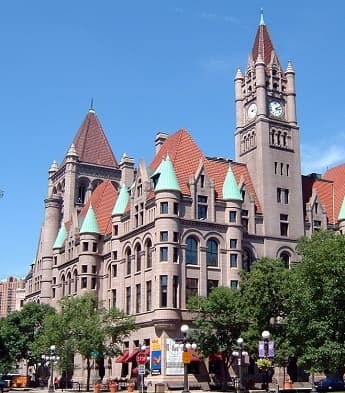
[338,197,345,221]
[153,155,181,192]
[286,60,295,74]
[80,205,100,234]
[222,167,242,201]
[112,183,129,215]
[259,8,265,26]
[89,97,95,113]
[53,223,68,249]
[252,10,279,68]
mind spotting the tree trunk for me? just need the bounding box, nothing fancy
[86,357,91,391]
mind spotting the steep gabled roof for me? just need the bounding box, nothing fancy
[80,180,118,235]
[150,129,203,195]
[323,163,345,224]
[222,166,242,201]
[70,109,118,167]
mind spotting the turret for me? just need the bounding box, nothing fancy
[285,61,297,125]
[63,144,78,222]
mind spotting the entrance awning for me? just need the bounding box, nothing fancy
[191,354,201,362]
[127,349,140,362]
[116,350,129,363]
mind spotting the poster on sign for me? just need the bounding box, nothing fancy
[150,337,161,375]
[166,338,183,375]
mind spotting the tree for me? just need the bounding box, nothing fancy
[238,257,291,366]
[286,231,345,376]
[39,292,136,391]
[0,302,56,374]
[187,286,246,389]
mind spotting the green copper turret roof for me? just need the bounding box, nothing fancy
[53,223,68,249]
[154,155,181,192]
[338,197,345,220]
[80,205,100,234]
[222,167,242,201]
[112,183,129,215]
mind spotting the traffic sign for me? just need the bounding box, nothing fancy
[138,365,145,375]
[137,352,147,364]
[182,351,191,364]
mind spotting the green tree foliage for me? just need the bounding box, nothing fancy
[38,292,136,391]
[238,257,290,366]
[0,302,56,374]
[286,231,345,375]
[187,286,245,387]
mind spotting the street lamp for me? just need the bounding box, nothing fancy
[180,325,197,393]
[140,345,147,393]
[232,338,248,392]
[42,345,59,393]
[259,331,273,392]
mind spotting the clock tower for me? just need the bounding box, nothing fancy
[234,11,304,252]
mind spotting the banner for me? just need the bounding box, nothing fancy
[166,338,184,375]
[150,338,161,375]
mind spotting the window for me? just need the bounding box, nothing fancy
[230,280,238,289]
[160,275,168,307]
[92,242,97,252]
[113,225,118,236]
[230,239,237,249]
[277,188,282,203]
[92,265,96,274]
[280,252,290,269]
[82,242,88,252]
[200,174,205,188]
[243,248,254,272]
[230,253,238,268]
[160,231,168,241]
[112,289,116,308]
[173,232,179,242]
[284,189,289,204]
[242,210,248,232]
[82,265,87,273]
[186,237,198,265]
[53,256,57,266]
[135,244,142,272]
[197,195,208,219]
[146,281,152,311]
[160,202,168,214]
[73,271,78,293]
[112,264,117,277]
[277,188,289,204]
[173,247,179,262]
[112,251,117,260]
[52,288,56,298]
[91,277,96,289]
[173,202,179,215]
[81,277,87,289]
[229,211,237,223]
[126,287,131,315]
[186,278,198,302]
[173,276,178,308]
[160,247,168,262]
[126,248,131,275]
[136,284,141,313]
[146,239,152,268]
[206,239,218,266]
[207,280,218,296]
[280,214,289,236]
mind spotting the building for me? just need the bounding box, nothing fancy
[24,11,345,384]
[0,276,25,318]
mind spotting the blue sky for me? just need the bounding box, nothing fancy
[1,1,345,279]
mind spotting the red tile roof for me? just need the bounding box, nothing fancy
[71,111,118,167]
[323,163,345,224]
[80,180,118,235]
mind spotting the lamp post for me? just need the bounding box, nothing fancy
[139,345,147,393]
[260,331,272,392]
[42,345,59,393]
[180,325,197,393]
[232,338,248,393]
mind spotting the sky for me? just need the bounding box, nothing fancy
[1,1,345,280]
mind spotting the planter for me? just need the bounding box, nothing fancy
[284,380,293,389]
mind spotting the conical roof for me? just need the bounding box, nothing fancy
[80,205,100,234]
[68,109,118,167]
[154,155,181,192]
[222,167,242,201]
[53,224,68,249]
[112,184,129,215]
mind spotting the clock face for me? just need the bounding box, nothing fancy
[269,100,283,117]
[247,103,257,119]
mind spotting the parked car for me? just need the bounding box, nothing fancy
[0,379,10,393]
[315,377,345,391]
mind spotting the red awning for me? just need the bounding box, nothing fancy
[116,350,129,363]
[127,349,140,362]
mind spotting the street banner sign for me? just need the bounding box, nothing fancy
[138,365,145,375]
[182,351,191,364]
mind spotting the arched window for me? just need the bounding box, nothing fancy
[73,270,78,293]
[67,272,72,295]
[206,239,218,267]
[186,236,198,265]
[242,248,254,272]
[145,239,152,268]
[126,247,131,275]
[135,243,142,272]
[280,252,290,269]
[61,274,66,296]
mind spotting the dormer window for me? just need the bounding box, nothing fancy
[197,195,208,219]
[200,174,205,188]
